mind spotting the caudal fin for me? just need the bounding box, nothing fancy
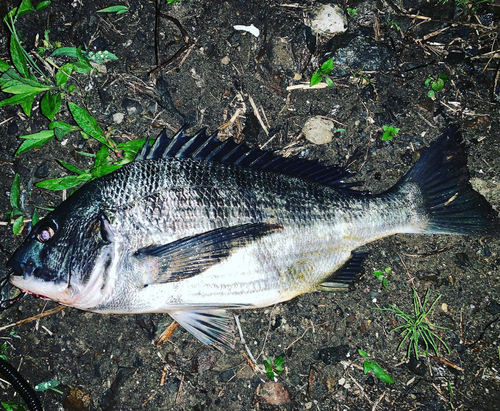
[394,129,499,235]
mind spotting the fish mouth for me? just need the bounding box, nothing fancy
[6,258,36,280]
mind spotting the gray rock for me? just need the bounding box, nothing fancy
[303,117,334,145]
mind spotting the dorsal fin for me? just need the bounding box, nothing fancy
[136,127,365,194]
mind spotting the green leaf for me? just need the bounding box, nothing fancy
[94,145,110,168]
[36,1,51,11]
[91,164,122,178]
[0,59,10,72]
[9,35,30,79]
[274,356,283,367]
[16,130,55,155]
[56,63,74,87]
[35,380,60,392]
[310,71,322,87]
[0,92,37,116]
[438,73,449,81]
[2,83,48,94]
[358,349,370,357]
[97,5,129,14]
[67,84,76,93]
[36,174,91,190]
[31,208,39,227]
[13,215,24,235]
[9,174,21,210]
[3,0,35,24]
[40,91,61,120]
[382,278,389,289]
[320,58,334,74]
[431,78,444,91]
[117,139,146,161]
[363,360,394,384]
[424,77,432,88]
[68,102,109,146]
[50,47,79,58]
[86,50,119,64]
[1,401,27,411]
[57,160,86,175]
[266,370,274,380]
[325,76,334,87]
[49,121,80,141]
[427,90,435,98]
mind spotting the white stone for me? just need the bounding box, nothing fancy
[113,113,125,124]
[221,56,230,65]
[302,117,334,145]
[309,4,347,35]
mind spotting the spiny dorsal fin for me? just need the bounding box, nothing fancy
[136,127,365,194]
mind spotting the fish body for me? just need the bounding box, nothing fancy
[7,128,499,347]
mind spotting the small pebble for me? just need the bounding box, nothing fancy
[113,113,125,124]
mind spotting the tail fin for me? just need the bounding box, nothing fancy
[393,129,499,235]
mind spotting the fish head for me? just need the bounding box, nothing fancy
[6,197,116,309]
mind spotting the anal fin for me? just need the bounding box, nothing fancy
[319,251,368,292]
[168,309,235,350]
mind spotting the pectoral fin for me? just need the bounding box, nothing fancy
[169,309,235,349]
[135,222,282,284]
[319,250,368,292]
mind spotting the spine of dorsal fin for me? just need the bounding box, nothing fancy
[135,127,365,194]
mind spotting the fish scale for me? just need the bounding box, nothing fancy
[7,128,499,348]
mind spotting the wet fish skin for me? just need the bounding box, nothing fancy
[6,128,499,348]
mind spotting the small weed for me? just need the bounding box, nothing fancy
[264,356,284,380]
[386,20,400,31]
[376,288,450,359]
[381,125,399,141]
[347,8,357,17]
[373,267,391,290]
[447,380,455,409]
[97,5,130,15]
[425,74,449,98]
[34,380,63,395]
[310,57,334,87]
[358,349,394,383]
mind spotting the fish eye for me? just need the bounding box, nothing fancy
[36,226,55,243]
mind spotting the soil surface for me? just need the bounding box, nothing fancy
[1,1,500,410]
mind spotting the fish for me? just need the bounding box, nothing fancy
[6,127,499,348]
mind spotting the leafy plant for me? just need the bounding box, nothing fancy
[310,58,334,87]
[264,356,284,380]
[376,288,450,359]
[373,267,391,290]
[0,0,80,120]
[358,349,394,383]
[381,125,399,141]
[97,5,130,15]
[1,402,26,411]
[425,74,449,98]
[6,173,39,235]
[347,8,357,17]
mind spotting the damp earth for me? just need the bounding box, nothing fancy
[0,1,499,410]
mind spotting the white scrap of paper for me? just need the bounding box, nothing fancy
[233,24,260,37]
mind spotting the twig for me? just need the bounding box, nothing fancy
[234,314,258,367]
[248,95,269,135]
[155,321,180,346]
[0,305,66,332]
[286,82,330,90]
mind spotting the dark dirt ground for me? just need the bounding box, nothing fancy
[1,0,500,410]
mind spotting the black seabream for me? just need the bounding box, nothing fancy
[7,128,499,348]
